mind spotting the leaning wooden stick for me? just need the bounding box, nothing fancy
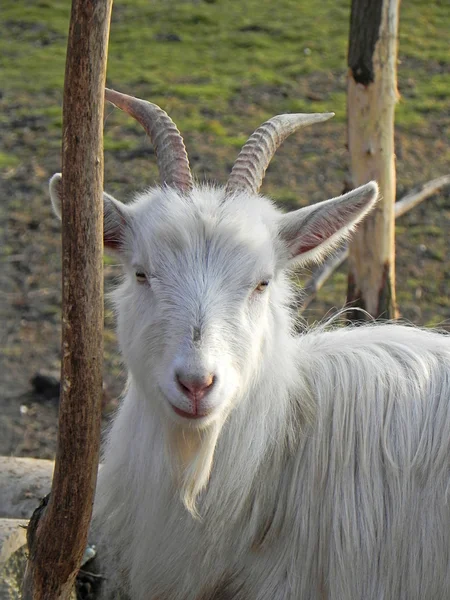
[298,174,450,313]
[22,0,113,598]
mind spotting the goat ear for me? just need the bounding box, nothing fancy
[49,173,131,251]
[278,181,378,266]
[49,173,64,219]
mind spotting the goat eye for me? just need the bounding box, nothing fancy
[135,272,148,284]
[255,280,269,293]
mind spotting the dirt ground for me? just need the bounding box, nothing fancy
[1,87,449,462]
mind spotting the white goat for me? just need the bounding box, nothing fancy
[50,89,450,600]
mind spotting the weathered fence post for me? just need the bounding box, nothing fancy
[22,0,113,597]
[346,0,400,319]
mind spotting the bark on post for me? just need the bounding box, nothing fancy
[22,0,112,598]
[346,0,400,320]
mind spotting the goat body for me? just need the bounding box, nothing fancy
[49,90,450,599]
[98,316,450,600]
[97,320,450,600]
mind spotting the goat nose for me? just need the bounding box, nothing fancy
[175,372,215,401]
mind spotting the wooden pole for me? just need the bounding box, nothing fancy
[346,0,401,320]
[23,0,112,597]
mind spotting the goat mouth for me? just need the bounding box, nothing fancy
[171,405,210,420]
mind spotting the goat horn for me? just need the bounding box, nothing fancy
[105,88,193,192]
[225,113,334,196]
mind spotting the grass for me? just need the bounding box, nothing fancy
[2,0,449,138]
[0,152,19,169]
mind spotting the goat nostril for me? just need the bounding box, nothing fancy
[177,377,191,395]
[175,372,216,399]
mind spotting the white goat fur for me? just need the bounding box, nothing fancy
[50,178,450,600]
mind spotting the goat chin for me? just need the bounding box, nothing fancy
[167,419,223,517]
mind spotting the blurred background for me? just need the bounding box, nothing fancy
[1,0,449,458]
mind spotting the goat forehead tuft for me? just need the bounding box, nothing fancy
[129,185,280,266]
[131,184,280,224]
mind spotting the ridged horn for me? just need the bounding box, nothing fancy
[105,88,193,191]
[225,112,335,196]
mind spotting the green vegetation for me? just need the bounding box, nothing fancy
[0,152,19,169]
[2,0,449,137]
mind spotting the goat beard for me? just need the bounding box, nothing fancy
[165,419,224,517]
